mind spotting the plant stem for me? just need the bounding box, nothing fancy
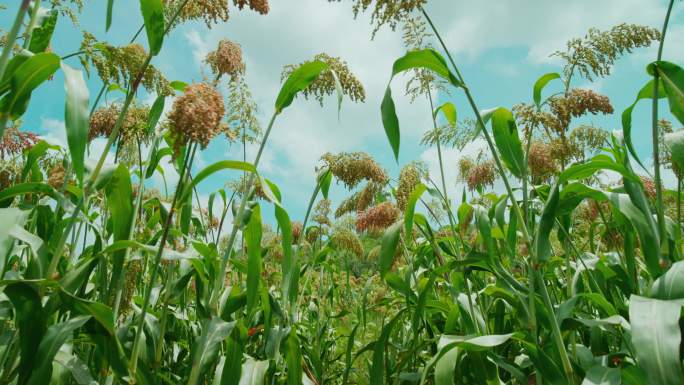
[652,0,675,243]
[211,111,278,311]
[0,0,30,80]
[129,143,197,379]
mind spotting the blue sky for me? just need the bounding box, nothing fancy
[3,0,684,223]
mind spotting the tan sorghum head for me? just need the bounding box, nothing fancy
[329,0,428,37]
[549,89,613,134]
[89,103,150,144]
[527,141,558,182]
[205,39,245,79]
[233,0,269,14]
[168,83,225,151]
[396,163,422,211]
[322,152,388,190]
[0,127,39,158]
[330,228,364,258]
[355,201,400,233]
[282,53,365,106]
[466,160,496,191]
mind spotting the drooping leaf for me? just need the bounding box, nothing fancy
[621,79,666,170]
[581,365,621,385]
[26,316,91,385]
[651,260,684,300]
[275,61,328,113]
[434,102,457,126]
[533,72,560,107]
[0,52,60,131]
[390,49,461,87]
[381,86,401,160]
[62,63,90,183]
[379,221,402,278]
[181,160,256,203]
[650,60,684,126]
[490,107,525,177]
[629,295,684,385]
[189,317,236,384]
[139,0,165,55]
[404,183,427,236]
[5,282,47,385]
[29,10,58,53]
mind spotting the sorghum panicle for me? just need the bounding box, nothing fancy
[167,83,225,152]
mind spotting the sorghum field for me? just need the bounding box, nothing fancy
[0,0,684,384]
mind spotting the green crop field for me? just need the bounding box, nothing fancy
[0,1,683,384]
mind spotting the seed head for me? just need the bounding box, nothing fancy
[89,103,151,145]
[0,127,39,158]
[355,201,400,233]
[465,160,496,191]
[282,53,365,106]
[527,141,558,182]
[329,0,428,37]
[313,199,332,227]
[330,228,364,258]
[549,89,613,134]
[396,163,423,211]
[168,83,225,152]
[164,0,229,28]
[291,221,303,243]
[205,39,245,79]
[47,163,67,189]
[233,0,269,14]
[322,152,388,189]
[554,23,660,81]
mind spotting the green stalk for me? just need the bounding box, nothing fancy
[0,0,30,80]
[210,111,278,311]
[421,7,574,382]
[652,0,675,242]
[293,182,323,318]
[47,0,192,278]
[129,143,197,378]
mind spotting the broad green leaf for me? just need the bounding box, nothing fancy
[629,295,684,385]
[371,311,404,385]
[559,154,635,184]
[53,350,96,385]
[238,357,269,385]
[26,316,91,385]
[146,94,165,136]
[318,169,332,199]
[379,221,402,278]
[609,193,661,277]
[106,0,115,31]
[0,208,29,266]
[534,182,559,262]
[404,183,426,236]
[5,282,47,384]
[0,52,60,126]
[491,107,525,177]
[140,0,165,55]
[581,366,621,385]
[390,49,461,87]
[29,10,58,53]
[62,63,90,183]
[0,182,60,203]
[181,160,256,203]
[381,86,401,160]
[381,49,461,160]
[651,260,684,299]
[621,79,666,170]
[533,72,560,107]
[219,326,244,385]
[275,61,328,113]
[190,317,236,384]
[284,329,302,385]
[245,205,262,316]
[651,60,684,126]
[664,129,684,173]
[21,140,58,182]
[434,102,457,126]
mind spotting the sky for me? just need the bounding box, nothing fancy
[2,0,684,224]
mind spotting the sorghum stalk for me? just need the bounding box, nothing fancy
[111,135,164,321]
[0,0,35,136]
[0,0,30,82]
[47,0,193,278]
[129,142,197,378]
[293,182,323,319]
[210,111,278,311]
[420,7,575,382]
[652,0,675,242]
[22,0,41,50]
